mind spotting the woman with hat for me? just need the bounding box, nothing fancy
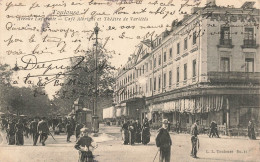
[142,118,150,145]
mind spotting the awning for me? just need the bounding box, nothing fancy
[116,108,122,117]
[103,107,116,119]
[150,103,164,112]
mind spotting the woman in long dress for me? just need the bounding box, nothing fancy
[142,118,150,145]
[122,121,129,145]
[7,120,16,145]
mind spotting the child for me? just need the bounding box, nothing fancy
[74,128,94,162]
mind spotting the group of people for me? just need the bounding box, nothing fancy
[121,118,150,145]
[1,117,50,146]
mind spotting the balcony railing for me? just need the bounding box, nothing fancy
[218,39,233,48]
[207,72,260,84]
[242,39,258,48]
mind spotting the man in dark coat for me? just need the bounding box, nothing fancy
[66,121,73,142]
[142,118,150,145]
[37,117,49,146]
[15,119,24,145]
[30,117,39,146]
[248,120,256,140]
[122,120,129,145]
[129,120,136,145]
[135,120,142,143]
[156,119,172,162]
[191,119,199,158]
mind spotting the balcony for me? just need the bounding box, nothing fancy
[207,72,260,84]
[217,39,234,48]
[241,39,259,49]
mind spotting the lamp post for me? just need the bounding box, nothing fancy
[93,22,100,133]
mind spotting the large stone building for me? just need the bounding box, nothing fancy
[113,1,260,134]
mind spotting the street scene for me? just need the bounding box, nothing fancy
[1,0,260,161]
[1,123,260,162]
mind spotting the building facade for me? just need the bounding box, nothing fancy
[113,1,260,134]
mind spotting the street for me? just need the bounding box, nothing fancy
[1,124,260,162]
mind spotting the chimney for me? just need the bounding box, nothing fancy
[207,0,216,6]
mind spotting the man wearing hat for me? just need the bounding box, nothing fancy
[30,117,39,146]
[191,119,199,158]
[74,128,94,162]
[37,117,49,146]
[155,119,172,162]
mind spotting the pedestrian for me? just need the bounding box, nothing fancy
[74,128,94,162]
[15,119,24,145]
[190,119,199,158]
[122,120,129,145]
[30,117,39,146]
[155,119,172,162]
[66,121,73,142]
[248,120,256,140]
[128,120,135,145]
[75,122,83,141]
[135,120,142,143]
[142,118,150,145]
[176,121,181,134]
[37,117,49,146]
[7,120,16,145]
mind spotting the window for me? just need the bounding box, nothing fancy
[220,57,230,72]
[154,78,156,91]
[158,76,161,90]
[159,38,161,45]
[154,58,157,68]
[193,31,197,45]
[220,26,230,40]
[177,67,180,83]
[143,65,145,74]
[169,48,172,58]
[146,63,148,72]
[244,28,254,40]
[169,71,172,87]
[163,73,166,88]
[150,78,152,91]
[177,43,180,55]
[133,72,135,79]
[245,58,254,72]
[136,69,138,78]
[150,61,152,70]
[193,60,196,77]
[146,83,148,93]
[220,26,231,45]
[159,55,161,66]
[184,37,188,50]
[244,27,255,47]
[184,63,187,80]
[164,52,167,62]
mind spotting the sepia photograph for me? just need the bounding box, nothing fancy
[0,0,260,161]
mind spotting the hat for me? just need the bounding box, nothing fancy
[162,119,170,124]
[80,128,89,133]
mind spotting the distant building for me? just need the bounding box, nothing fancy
[113,0,260,134]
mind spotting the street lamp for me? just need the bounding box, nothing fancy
[93,22,100,133]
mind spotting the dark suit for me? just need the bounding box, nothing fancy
[191,123,199,157]
[30,121,39,145]
[156,128,172,162]
[38,120,49,146]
